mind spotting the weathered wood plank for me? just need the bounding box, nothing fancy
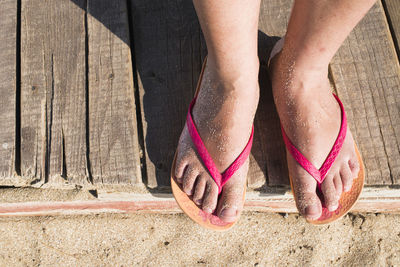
[0,187,399,216]
[87,0,142,184]
[0,0,17,181]
[131,0,207,188]
[330,2,400,185]
[383,0,400,54]
[21,0,88,184]
[257,0,292,186]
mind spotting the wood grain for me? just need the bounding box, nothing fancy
[130,0,207,188]
[0,187,399,216]
[20,0,88,184]
[0,0,16,181]
[13,0,399,190]
[257,0,293,186]
[87,0,142,184]
[330,2,400,185]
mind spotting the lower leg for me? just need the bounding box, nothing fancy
[193,0,260,81]
[271,0,375,219]
[284,0,376,71]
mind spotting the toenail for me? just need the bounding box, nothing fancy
[219,206,237,218]
[344,185,352,192]
[203,207,213,214]
[328,204,338,212]
[185,189,193,195]
[305,204,320,219]
[194,199,202,205]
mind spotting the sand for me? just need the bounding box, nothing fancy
[0,212,399,266]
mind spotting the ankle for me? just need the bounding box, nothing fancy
[280,37,332,71]
[205,56,260,96]
[271,51,330,96]
[207,54,259,82]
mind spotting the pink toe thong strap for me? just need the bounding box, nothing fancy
[186,97,254,194]
[281,93,347,188]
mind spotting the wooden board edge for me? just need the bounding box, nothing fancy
[379,0,400,69]
[0,187,399,217]
[381,0,400,59]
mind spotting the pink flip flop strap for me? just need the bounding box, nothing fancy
[186,97,254,194]
[281,93,347,186]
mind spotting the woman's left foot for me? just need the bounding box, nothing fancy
[270,39,360,220]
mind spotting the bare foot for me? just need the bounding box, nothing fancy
[270,39,360,220]
[174,56,259,223]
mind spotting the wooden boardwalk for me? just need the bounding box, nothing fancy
[0,0,399,215]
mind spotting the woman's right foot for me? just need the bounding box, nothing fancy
[270,39,360,220]
[174,56,259,223]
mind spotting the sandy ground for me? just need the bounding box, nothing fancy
[0,212,399,266]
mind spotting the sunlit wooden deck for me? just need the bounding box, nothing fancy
[0,0,399,215]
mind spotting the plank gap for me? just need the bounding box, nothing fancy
[15,0,22,176]
[61,128,67,179]
[84,0,93,184]
[46,54,55,182]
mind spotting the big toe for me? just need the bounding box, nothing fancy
[291,167,323,220]
[297,191,322,221]
[217,177,246,223]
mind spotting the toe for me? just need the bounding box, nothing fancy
[321,176,339,211]
[174,160,187,183]
[217,180,245,223]
[340,165,354,192]
[348,157,360,178]
[333,175,343,198]
[202,181,219,214]
[182,166,198,195]
[291,168,322,220]
[192,175,207,205]
[297,191,322,221]
[294,184,322,220]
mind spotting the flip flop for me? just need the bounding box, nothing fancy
[268,38,365,225]
[170,57,254,230]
